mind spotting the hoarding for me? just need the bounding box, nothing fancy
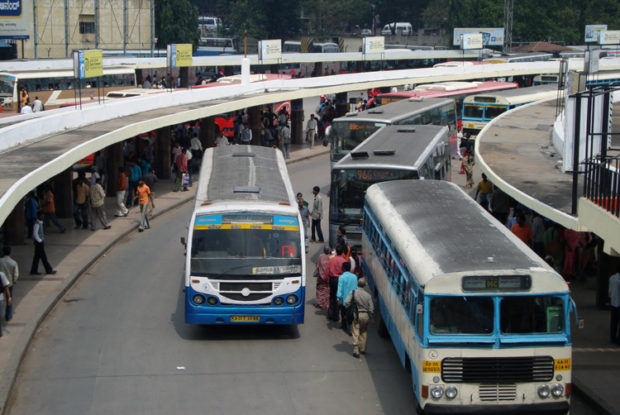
[258,39,282,60]
[167,43,192,68]
[0,0,31,39]
[453,28,504,47]
[599,30,620,45]
[461,33,483,50]
[362,36,384,54]
[73,50,103,79]
[585,24,607,43]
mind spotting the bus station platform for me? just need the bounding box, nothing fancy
[1,140,618,414]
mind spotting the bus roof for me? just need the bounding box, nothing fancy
[334,97,454,124]
[464,84,558,106]
[334,124,448,171]
[365,180,560,286]
[0,66,135,79]
[196,145,295,207]
[377,81,518,99]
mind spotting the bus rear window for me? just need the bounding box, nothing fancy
[484,105,507,119]
[430,297,493,335]
[500,296,564,334]
[463,104,483,119]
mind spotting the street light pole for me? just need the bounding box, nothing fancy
[371,4,375,35]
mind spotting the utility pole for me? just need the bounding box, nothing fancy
[503,0,513,53]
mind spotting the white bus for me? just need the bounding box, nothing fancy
[329,124,451,249]
[183,145,306,325]
[361,180,574,414]
[461,84,559,136]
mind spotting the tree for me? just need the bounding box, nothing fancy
[156,0,200,49]
[228,0,301,40]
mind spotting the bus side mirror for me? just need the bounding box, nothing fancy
[180,237,186,247]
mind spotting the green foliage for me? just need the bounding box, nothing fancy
[228,0,301,39]
[156,0,200,49]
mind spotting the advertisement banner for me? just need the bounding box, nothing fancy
[363,36,384,54]
[453,28,503,46]
[461,33,483,50]
[584,24,607,43]
[0,0,31,39]
[258,39,282,60]
[74,50,103,79]
[168,44,192,67]
[599,30,620,45]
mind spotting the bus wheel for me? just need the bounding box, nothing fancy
[376,311,389,338]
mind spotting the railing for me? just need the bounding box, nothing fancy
[577,85,620,217]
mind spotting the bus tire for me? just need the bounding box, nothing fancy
[376,310,389,338]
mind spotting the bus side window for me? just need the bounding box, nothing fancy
[416,292,424,340]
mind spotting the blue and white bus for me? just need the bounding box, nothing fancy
[362,180,574,414]
[195,37,237,56]
[183,145,305,325]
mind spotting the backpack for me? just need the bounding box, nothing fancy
[345,290,358,324]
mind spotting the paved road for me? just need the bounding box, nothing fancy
[6,156,417,414]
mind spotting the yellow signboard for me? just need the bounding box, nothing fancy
[175,43,193,67]
[554,358,571,371]
[422,360,441,373]
[83,50,103,78]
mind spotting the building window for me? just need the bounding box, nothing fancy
[80,22,95,34]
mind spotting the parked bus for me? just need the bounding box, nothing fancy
[195,37,237,56]
[329,97,456,162]
[362,180,574,414]
[461,84,559,136]
[374,81,519,117]
[183,145,305,325]
[310,42,339,53]
[0,66,137,112]
[283,40,301,53]
[329,124,451,249]
[533,71,620,88]
[483,53,553,64]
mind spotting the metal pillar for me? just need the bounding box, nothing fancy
[33,0,38,58]
[150,0,154,56]
[4,199,25,245]
[335,92,348,117]
[64,0,69,57]
[106,142,124,197]
[123,0,127,54]
[180,67,189,88]
[291,98,304,144]
[202,117,216,148]
[155,127,171,180]
[248,106,262,145]
[94,0,99,48]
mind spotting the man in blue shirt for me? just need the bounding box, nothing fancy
[337,261,358,334]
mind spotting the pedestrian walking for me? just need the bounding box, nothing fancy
[127,161,142,206]
[345,277,374,358]
[30,211,57,275]
[0,246,18,322]
[609,264,620,345]
[25,191,38,239]
[0,271,11,337]
[134,178,154,232]
[89,177,111,230]
[73,172,90,229]
[306,114,318,147]
[241,123,252,145]
[279,121,291,159]
[298,199,310,253]
[115,167,129,217]
[337,261,358,334]
[310,186,324,243]
[463,154,475,189]
[174,148,189,192]
[475,173,493,210]
[313,246,331,310]
[326,245,347,321]
[41,185,66,233]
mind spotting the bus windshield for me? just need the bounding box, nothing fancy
[331,168,417,223]
[331,121,386,161]
[190,215,302,277]
[430,295,565,335]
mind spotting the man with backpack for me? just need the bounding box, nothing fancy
[345,278,374,358]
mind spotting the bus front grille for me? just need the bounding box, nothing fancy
[479,384,517,401]
[442,356,554,383]
[220,293,271,302]
[219,282,272,291]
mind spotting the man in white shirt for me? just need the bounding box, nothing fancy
[0,246,18,321]
[306,114,318,148]
[30,211,57,275]
[32,96,44,112]
[20,100,33,114]
[0,271,11,337]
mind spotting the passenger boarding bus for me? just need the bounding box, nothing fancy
[329,124,450,249]
[183,145,306,325]
[362,180,574,414]
[461,84,559,136]
[329,97,456,162]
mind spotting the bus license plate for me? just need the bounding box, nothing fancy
[231,316,260,322]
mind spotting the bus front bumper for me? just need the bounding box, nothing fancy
[423,401,569,415]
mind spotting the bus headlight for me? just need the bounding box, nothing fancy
[286,295,298,305]
[430,385,444,400]
[537,385,550,399]
[274,297,284,305]
[193,294,205,305]
[445,386,458,400]
[551,384,564,398]
[207,297,218,305]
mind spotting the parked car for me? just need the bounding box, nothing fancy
[361,28,373,36]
